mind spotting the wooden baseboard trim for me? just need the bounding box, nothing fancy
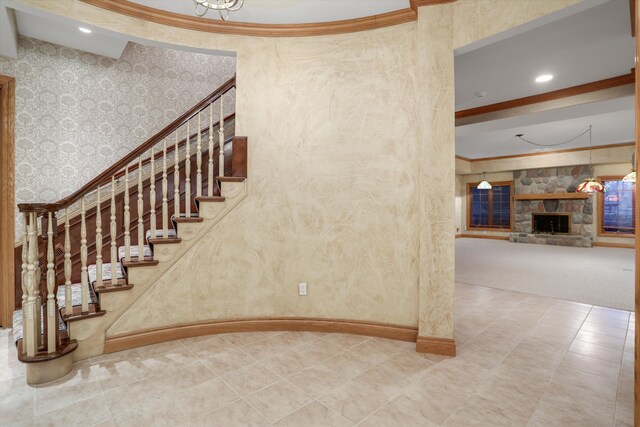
[593,241,635,249]
[104,317,418,353]
[415,335,456,356]
[460,233,510,241]
[455,234,462,239]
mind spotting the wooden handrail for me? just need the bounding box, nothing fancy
[18,75,236,213]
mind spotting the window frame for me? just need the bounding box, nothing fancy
[466,181,513,232]
[597,175,636,238]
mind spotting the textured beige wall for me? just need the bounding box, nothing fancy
[14,0,583,339]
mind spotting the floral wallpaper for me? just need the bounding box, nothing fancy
[0,37,236,236]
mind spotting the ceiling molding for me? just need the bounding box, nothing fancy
[456,71,635,120]
[80,0,423,37]
[413,0,456,7]
[456,142,635,163]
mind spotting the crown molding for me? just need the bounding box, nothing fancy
[81,0,456,37]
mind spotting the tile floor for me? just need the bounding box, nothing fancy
[0,283,634,426]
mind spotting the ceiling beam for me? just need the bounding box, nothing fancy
[456,71,635,120]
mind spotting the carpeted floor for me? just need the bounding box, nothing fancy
[455,238,635,311]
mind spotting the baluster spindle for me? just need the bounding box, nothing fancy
[208,104,214,197]
[24,212,37,356]
[150,148,157,240]
[64,208,72,315]
[95,186,103,289]
[162,139,169,238]
[174,131,180,219]
[46,212,56,353]
[21,215,28,317]
[80,197,89,314]
[110,177,117,285]
[124,167,131,262]
[185,119,191,217]
[137,158,144,261]
[196,112,202,197]
[218,95,225,177]
[33,214,41,348]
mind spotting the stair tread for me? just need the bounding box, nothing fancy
[196,196,225,202]
[94,281,133,293]
[56,283,98,308]
[122,259,159,267]
[217,176,245,182]
[118,245,153,261]
[12,308,67,344]
[173,216,204,223]
[88,263,125,285]
[60,303,106,322]
[148,237,182,245]
[146,229,177,240]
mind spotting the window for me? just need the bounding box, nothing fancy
[467,182,512,230]
[599,177,635,236]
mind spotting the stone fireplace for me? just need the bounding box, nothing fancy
[509,166,594,247]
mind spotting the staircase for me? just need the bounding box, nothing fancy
[13,76,248,385]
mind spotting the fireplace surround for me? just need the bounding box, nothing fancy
[532,213,571,234]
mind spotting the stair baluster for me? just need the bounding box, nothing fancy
[110,177,117,286]
[162,139,169,238]
[208,104,214,197]
[20,214,27,338]
[185,120,191,218]
[124,167,131,262]
[23,212,37,357]
[46,211,57,353]
[96,186,103,289]
[218,96,225,177]
[64,208,72,315]
[150,148,157,240]
[196,112,202,198]
[137,158,145,261]
[174,131,180,219]
[80,197,89,314]
[33,215,41,348]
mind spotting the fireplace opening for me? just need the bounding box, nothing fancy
[532,213,570,234]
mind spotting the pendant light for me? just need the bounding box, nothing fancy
[477,172,492,190]
[622,153,636,183]
[576,126,604,193]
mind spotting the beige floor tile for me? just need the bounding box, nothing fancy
[321,350,376,379]
[191,399,270,427]
[443,391,537,427]
[261,349,316,377]
[0,377,35,425]
[111,397,187,427]
[541,381,616,424]
[275,402,352,427]
[580,321,628,338]
[172,377,239,419]
[36,396,112,427]
[221,362,280,396]
[268,331,325,348]
[353,363,412,400]
[529,400,613,427]
[559,350,621,379]
[198,346,257,375]
[575,330,626,350]
[292,338,343,363]
[319,380,389,423]
[584,315,630,329]
[568,340,624,364]
[349,338,400,365]
[359,401,437,427]
[476,364,550,400]
[397,383,463,424]
[320,333,370,350]
[288,365,347,399]
[220,332,273,346]
[550,365,618,401]
[179,334,237,358]
[379,352,434,379]
[240,337,289,361]
[416,358,489,397]
[245,380,313,423]
[34,374,102,415]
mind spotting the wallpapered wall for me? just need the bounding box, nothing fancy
[0,37,236,236]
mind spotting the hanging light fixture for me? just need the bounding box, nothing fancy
[193,0,244,21]
[576,125,604,193]
[477,172,492,190]
[622,153,636,183]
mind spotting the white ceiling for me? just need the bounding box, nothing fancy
[455,0,635,111]
[130,0,409,24]
[455,0,636,160]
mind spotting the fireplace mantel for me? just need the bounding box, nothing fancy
[514,193,590,201]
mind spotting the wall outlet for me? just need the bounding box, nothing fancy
[298,282,308,296]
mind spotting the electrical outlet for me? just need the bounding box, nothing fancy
[298,282,307,296]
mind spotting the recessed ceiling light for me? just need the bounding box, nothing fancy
[78,27,92,34]
[535,74,553,83]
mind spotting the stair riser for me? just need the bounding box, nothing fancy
[177,223,200,241]
[100,291,133,312]
[127,266,158,284]
[198,202,227,220]
[220,181,244,199]
[149,243,182,262]
[68,318,106,361]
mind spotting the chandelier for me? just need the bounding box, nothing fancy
[193,0,244,21]
[477,172,492,190]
